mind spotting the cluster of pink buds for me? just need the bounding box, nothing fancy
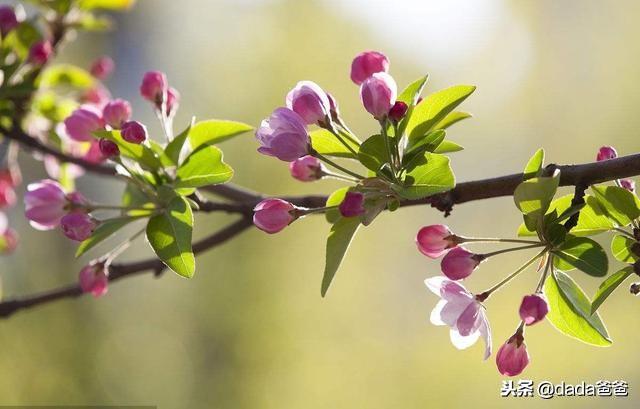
[23,179,97,241]
[419,224,549,376]
[140,70,180,115]
[597,145,635,192]
[0,166,21,254]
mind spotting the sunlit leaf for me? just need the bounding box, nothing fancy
[591,266,635,314]
[553,236,608,277]
[321,217,360,297]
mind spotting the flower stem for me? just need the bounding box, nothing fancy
[322,170,360,183]
[481,243,546,258]
[456,236,543,245]
[104,228,146,268]
[297,205,337,216]
[479,248,548,299]
[535,253,553,293]
[313,152,365,180]
[327,122,359,157]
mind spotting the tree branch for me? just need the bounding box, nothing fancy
[0,217,253,318]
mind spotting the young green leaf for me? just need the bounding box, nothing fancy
[188,119,253,151]
[358,134,391,173]
[321,217,361,297]
[433,111,472,130]
[591,185,640,227]
[405,85,476,143]
[146,196,195,278]
[39,65,95,90]
[552,236,608,277]
[432,140,464,154]
[544,270,612,346]
[75,216,143,257]
[164,122,192,165]
[175,144,233,188]
[310,129,359,159]
[395,153,455,200]
[611,235,640,263]
[513,170,560,230]
[591,266,635,314]
[79,0,135,10]
[396,75,429,137]
[523,148,544,180]
[401,130,446,167]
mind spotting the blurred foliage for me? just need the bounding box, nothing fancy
[2,0,640,408]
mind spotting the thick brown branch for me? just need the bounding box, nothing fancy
[0,217,253,318]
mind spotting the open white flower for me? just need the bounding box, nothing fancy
[425,276,492,359]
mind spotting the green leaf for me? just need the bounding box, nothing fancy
[175,145,233,188]
[325,187,349,223]
[146,196,195,278]
[396,75,429,138]
[39,65,95,90]
[358,134,390,173]
[553,236,608,277]
[592,185,640,227]
[611,235,639,263]
[402,130,446,167]
[321,217,360,297]
[188,120,253,151]
[405,85,476,144]
[395,153,455,200]
[165,122,192,165]
[2,22,41,59]
[94,130,162,171]
[544,270,612,346]
[433,140,464,154]
[75,216,143,257]
[513,170,560,230]
[591,266,635,314]
[79,0,135,10]
[148,140,173,168]
[310,129,359,159]
[434,111,472,130]
[523,148,544,180]
[518,195,613,237]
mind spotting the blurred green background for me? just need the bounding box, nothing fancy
[1,0,640,407]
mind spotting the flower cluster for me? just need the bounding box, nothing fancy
[0,165,20,255]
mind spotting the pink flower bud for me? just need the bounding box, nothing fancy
[0,227,18,254]
[0,6,19,36]
[519,294,549,326]
[326,93,340,120]
[61,212,97,241]
[0,180,16,208]
[90,56,114,80]
[64,106,105,142]
[289,155,323,182]
[0,167,21,187]
[102,99,132,129]
[253,198,296,234]
[286,81,331,125]
[339,191,365,218]
[24,180,68,230]
[256,108,311,161]
[99,138,120,158]
[28,40,52,65]
[82,85,111,108]
[621,179,635,193]
[350,51,390,85]
[360,72,397,119]
[121,120,147,144]
[140,70,168,103]
[388,101,408,122]
[416,224,456,258]
[83,140,107,164]
[440,246,483,280]
[496,333,530,377]
[597,146,617,161]
[164,87,180,114]
[79,264,108,298]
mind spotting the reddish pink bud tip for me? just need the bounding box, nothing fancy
[289,155,323,182]
[416,224,455,258]
[253,198,296,234]
[597,146,617,162]
[140,70,168,103]
[90,56,115,80]
[339,191,365,218]
[61,212,97,242]
[121,120,148,144]
[79,264,108,297]
[440,246,481,280]
[28,40,52,65]
[496,334,530,376]
[388,101,408,122]
[620,179,635,193]
[350,51,390,85]
[0,180,17,208]
[98,138,120,158]
[0,6,19,37]
[519,294,549,326]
